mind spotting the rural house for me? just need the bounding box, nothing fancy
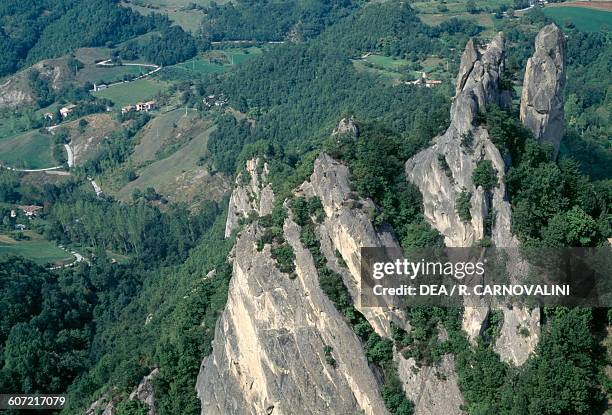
[60,104,77,118]
[136,101,156,112]
[20,205,43,217]
[93,83,108,92]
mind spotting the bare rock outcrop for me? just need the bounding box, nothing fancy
[332,117,359,138]
[406,33,511,249]
[520,23,566,154]
[0,59,73,109]
[224,158,274,238]
[298,154,400,336]
[405,34,540,358]
[129,368,159,415]
[197,220,389,415]
[450,33,506,135]
[300,154,464,413]
[86,369,158,415]
[398,354,464,415]
[200,153,464,414]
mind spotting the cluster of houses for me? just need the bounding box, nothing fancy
[204,94,228,108]
[11,205,43,231]
[121,101,156,115]
[404,72,442,88]
[42,104,77,121]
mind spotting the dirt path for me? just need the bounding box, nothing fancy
[0,164,64,172]
[64,144,74,167]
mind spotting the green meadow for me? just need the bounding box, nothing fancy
[543,6,612,32]
[93,78,166,107]
[0,232,74,266]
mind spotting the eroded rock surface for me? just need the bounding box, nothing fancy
[398,354,464,415]
[224,158,274,238]
[129,368,159,415]
[405,34,540,357]
[520,23,566,154]
[197,220,389,415]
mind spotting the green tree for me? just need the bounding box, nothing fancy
[542,206,600,247]
[472,160,498,191]
[456,191,472,221]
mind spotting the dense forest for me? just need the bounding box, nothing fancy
[0,0,169,77]
[202,0,360,41]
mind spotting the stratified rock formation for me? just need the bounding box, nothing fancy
[405,33,540,362]
[224,158,275,238]
[520,23,566,154]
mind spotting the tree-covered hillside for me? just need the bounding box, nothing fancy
[0,0,168,77]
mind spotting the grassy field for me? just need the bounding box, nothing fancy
[117,120,229,205]
[413,0,503,35]
[0,130,57,169]
[543,6,612,31]
[352,60,403,82]
[352,54,448,83]
[92,78,166,106]
[364,55,411,71]
[172,47,262,75]
[0,232,74,266]
[132,109,197,163]
[75,47,111,64]
[78,64,145,84]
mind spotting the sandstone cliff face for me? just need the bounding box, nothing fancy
[450,34,506,136]
[405,34,540,362]
[520,24,566,154]
[297,154,401,337]
[406,33,512,249]
[224,158,275,238]
[198,220,389,415]
[398,354,463,415]
[200,153,464,414]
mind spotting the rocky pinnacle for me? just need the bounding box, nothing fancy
[520,23,566,155]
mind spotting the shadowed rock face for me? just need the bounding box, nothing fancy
[520,23,566,154]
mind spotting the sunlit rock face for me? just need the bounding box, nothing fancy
[520,23,566,155]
